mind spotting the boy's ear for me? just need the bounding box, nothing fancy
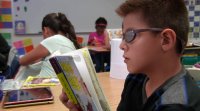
[160,28,177,52]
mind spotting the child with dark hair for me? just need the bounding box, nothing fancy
[88,17,109,47]
[19,13,80,77]
[60,0,200,110]
[88,17,110,72]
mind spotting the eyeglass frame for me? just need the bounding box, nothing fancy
[122,28,163,43]
[122,28,186,53]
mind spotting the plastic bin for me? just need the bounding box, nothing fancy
[182,56,200,65]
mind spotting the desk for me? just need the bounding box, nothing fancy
[0,72,125,111]
[87,46,110,72]
[87,46,110,52]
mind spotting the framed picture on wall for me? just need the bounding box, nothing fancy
[15,20,26,34]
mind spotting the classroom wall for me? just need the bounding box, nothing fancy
[12,33,90,46]
[12,0,122,34]
[10,27,200,47]
[2,0,200,47]
[10,0,93,46]
[10,0,122,46]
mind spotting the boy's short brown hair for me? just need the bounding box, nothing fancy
[116,0,189,54]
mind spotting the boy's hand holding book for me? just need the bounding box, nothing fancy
[60,89,80,111]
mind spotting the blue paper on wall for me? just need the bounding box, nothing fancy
[3,22,12,28]
[0,8,12,14]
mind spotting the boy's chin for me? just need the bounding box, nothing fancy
[127,67,143,74]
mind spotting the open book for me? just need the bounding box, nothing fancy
[49,48,111,111]
[22,76,59,88]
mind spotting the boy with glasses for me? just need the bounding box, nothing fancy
[60,0,200,110]
[117,0,200,110]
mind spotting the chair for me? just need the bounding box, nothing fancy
[76,36,84,46]
[3,47,20,79]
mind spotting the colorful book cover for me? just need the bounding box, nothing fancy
[49,48,111,111]
[49,56,80,107]
[50,56,99,111]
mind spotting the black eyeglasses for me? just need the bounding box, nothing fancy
[122,28,163,43]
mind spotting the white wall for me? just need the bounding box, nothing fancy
[12,0,122,34]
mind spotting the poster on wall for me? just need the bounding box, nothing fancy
[185,0,200,38]
[0,0,12,29]
[13,38,34,55]
[15,20,26,34]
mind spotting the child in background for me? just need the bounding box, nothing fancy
[19,13,80,77]
[88,17,110,49]
[88,17,110,72]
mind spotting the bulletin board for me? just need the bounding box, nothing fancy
[0,0,12,29]
[185,0,200,39]
[12,0,123,34]
[0,0,12,44]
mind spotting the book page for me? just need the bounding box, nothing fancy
[81,48,111,111]
[64,48,111,111]
[22,76,59,88]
